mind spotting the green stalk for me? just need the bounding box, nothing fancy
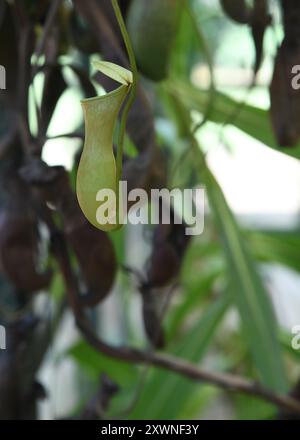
[111,0,138,189]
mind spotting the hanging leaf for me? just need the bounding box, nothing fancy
[140,287,165,349]
[38,65,67,139]
[144,209,190,289]
[0,160,52,294]
[220,0,251,24]
[251,0,271,75]
[270,0,300,147]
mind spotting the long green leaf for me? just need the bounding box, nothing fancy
[201,166,288,392]
[164,90,289,392]
[249,230,300,273]
[166,79,300,160]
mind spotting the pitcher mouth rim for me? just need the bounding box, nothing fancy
[81,84,130,105]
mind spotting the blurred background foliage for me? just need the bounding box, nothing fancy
[1,0,300,420]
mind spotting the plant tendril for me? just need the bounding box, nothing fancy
[111,0,138,198]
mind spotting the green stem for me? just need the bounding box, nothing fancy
[185,0,215,134]
[111,0,138,187]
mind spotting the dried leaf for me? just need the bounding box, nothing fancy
[270,0,300,149]
[0,162,51,293]
[145,209,190,288]
[220,0,251,24]
[39,65,66,139]
[141,288,165,348]
[251,0,271,74]
[20,159,117,306]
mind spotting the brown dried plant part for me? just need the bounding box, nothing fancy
[145,209,190,289]
[221,0,271,75]
[146,239,180,289]
[67,10,99,55]
[122,265,166,348]
[0,214,51,293]
[140,286,165,349]
[270,42,300,147]
[220,0,251,24]
[251,0,271,74]
[0,2,18,95]
[270,0,300,147]
[20,159,117,307]
[139,214,190,348]
[0,314,48,420]
[38,65,66,141]
[0,165,51,294]
[278,379,300,420]
[80,374,120,420]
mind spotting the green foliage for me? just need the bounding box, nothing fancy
[201,165,288,392]
[129,296,229,419]
[162,88,288,393]
[166,79,300,160]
